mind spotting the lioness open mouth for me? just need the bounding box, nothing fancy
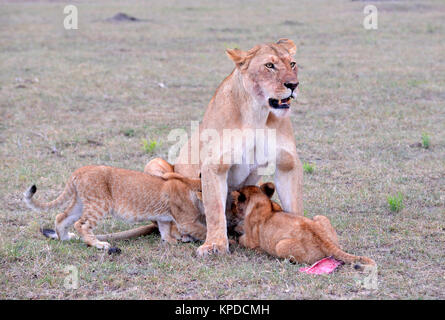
[268,96,293,109]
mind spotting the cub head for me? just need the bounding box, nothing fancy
[230,182,277,221]
[226,39,299,118]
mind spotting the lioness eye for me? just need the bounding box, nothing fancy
[265,63,274,69]
[290,62,296,68]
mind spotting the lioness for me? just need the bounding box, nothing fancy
[231,183,376,269]
[101,39,304,256]
[23,165,206,252]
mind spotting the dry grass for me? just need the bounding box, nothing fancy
[0,0,444,299]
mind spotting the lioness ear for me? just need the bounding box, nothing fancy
[226,48,247,67]
[276,38,297,56]
[260,182,275,198]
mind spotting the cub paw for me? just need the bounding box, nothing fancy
[67,232,78,240]
[108,247,122,255]
[181,235,195,243]
[41,228,58,239]
[94,241,111,250]
[161,237,178,245]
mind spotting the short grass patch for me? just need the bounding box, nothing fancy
[1,0,444,299]
[421,133,431,149]
[387,193,404,213]
[141,138,159,154]
[303,162,315,174]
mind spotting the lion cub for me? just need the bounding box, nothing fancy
[23,165,206,252]
[231,183,376,269]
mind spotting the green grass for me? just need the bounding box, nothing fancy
[421,133,431,149]
[387,193,404,213]
[0,0,444,300]
[141,138,159,154]
[303,162,314,174]
[123,128,135,137]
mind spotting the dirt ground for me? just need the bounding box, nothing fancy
[0,0,444,299]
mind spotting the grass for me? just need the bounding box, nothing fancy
[303,162,315,174]
[421,133,431,149]
[387,193,404,213]
[1,0,444,300]
[141,138,159,154]
[123,128,135,137]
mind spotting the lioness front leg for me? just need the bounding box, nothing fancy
[274,148,304,215]
[196,164,230,256]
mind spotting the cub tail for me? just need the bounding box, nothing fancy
[96,224,159,241]
[317,234,376,270]
[161,172,202,192]
[23,177,76,212]
[329,246,376,270]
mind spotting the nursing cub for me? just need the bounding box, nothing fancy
[231,183,375,269]
[23,165,206,252]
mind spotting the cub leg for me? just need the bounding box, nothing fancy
[173,206,207,241]
[238,234,263,254]
[168,222,194,242]
[158,221,177,244]
[313,215,339,246]
[175,218,207,241]
[169,189,207,241]
[275,238,324,264]
[74,203,110,250]
[50,197,82,241]
[238,234,248,247]
[144,158,177,237]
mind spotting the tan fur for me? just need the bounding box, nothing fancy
[144,157,174,177]
[104,39,305,256]
[143,159,190,242]
[23,165,206,250]
[96,158,199,243]
[174,39,304,256]
[231,183,376,268]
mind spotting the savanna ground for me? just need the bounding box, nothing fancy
[0,0,444,300]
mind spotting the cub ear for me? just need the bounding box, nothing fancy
[260,182,275,198]
[276,38,297,56]
[226,48,247,68]
[271,201,282,212]
[231,190,246,203]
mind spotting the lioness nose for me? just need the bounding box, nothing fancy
[284,82,299,91]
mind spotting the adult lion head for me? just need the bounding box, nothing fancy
[226,38,299,117]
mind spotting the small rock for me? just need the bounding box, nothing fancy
[106,13,143,22]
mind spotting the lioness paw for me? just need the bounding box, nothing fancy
[196,241,229,257]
